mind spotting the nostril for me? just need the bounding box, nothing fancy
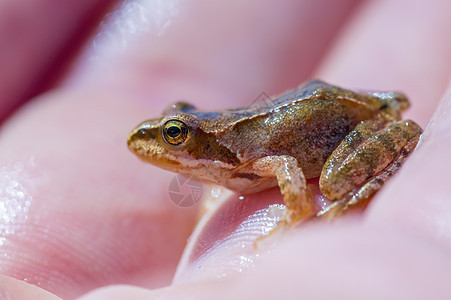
[135,128,149,139]
[128,124,160,148]
[127,128,149,147]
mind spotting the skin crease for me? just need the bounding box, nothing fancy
[0,0,450,299]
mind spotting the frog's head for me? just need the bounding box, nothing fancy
[127,114,197,171]
[127,112,240,177]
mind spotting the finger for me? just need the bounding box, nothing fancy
[0,0,114,122]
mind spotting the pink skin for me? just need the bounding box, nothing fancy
[0,0,450,299]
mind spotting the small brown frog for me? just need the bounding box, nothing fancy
[127,80,422,224]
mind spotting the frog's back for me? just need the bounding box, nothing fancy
[197,80,407,132]
[215,80,408,178]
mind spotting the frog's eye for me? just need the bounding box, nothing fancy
[162,120,189,145]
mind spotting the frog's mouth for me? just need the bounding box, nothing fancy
[128,128,237,178]
[128,135,181,168]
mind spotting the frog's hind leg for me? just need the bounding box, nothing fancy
[318,119,422,218]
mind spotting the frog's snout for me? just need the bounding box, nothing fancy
[128,128,148,145]
[127,124,159,149]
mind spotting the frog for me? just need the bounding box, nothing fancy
[127,80,422,224]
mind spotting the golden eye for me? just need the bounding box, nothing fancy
[162,120,189,145]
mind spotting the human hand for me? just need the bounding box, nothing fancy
[0,1,450,299]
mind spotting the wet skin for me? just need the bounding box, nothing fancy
[127,80,422,224]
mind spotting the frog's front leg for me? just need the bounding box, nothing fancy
[319,119,422,218]
[252,155,314,224]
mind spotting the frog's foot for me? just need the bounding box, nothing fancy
[282,187,314,225]
[252,155,315,225]
[319,119,422,219]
